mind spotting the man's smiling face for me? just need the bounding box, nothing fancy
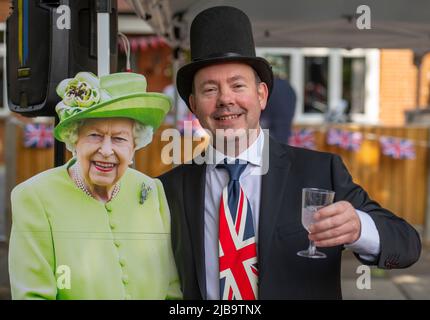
[189,62,268,142]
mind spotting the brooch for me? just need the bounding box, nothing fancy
[140,183,152,205]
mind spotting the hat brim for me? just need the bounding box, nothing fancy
[176,56,273,109]
[54,93,170,142]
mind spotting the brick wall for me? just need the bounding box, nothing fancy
[379,50,430,125]
[0,0,11,22]
[419,53,430,107]
[137,44,172,93]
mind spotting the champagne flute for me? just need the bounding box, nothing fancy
[297,188,335,259]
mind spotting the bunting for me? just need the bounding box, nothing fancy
[288,128,316,149]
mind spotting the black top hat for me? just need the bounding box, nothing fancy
[176,6,273,107]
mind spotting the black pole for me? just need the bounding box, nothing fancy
[96,0,112,13]
[54,115,65,167]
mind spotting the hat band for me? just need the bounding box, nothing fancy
[192,52,253,62]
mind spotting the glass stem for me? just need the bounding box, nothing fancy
[308,240,316,255]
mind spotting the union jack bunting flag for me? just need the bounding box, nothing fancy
[288,128,316,149]
[327,128,363,151]
[379,137,416,160]
[219,186,258,300]
[327,128,342,146]
[24,123,54,149]
[340,131,363,151]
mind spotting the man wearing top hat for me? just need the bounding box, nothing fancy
[160,6,421,299]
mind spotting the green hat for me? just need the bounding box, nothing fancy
[54,72,171,142]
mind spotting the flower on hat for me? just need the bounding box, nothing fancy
[55,72,106,121]
[54,72,171,145]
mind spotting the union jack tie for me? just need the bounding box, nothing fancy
[217,160,258,300]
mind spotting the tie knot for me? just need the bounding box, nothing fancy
[216,159,248,181]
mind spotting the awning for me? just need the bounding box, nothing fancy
[126,0,430,50]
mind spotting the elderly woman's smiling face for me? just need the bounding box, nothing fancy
[75,118,135,190]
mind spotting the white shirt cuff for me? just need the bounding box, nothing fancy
[344,210,381,261]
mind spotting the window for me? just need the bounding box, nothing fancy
[256,47,379,124]
[342,57,365,114]
[304,56,328,114]
[264,54,290,80]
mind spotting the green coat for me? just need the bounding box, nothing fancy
[9,160,182,300]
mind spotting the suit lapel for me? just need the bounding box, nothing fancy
[183,161,207,299]
[258,136,292,281]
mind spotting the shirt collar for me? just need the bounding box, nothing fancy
[206,128,265,170]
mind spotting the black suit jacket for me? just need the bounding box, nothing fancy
[160,137,421,299]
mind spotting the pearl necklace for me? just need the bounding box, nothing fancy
[71,165,120,201]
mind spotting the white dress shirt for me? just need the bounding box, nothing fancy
[203,130,380,300]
